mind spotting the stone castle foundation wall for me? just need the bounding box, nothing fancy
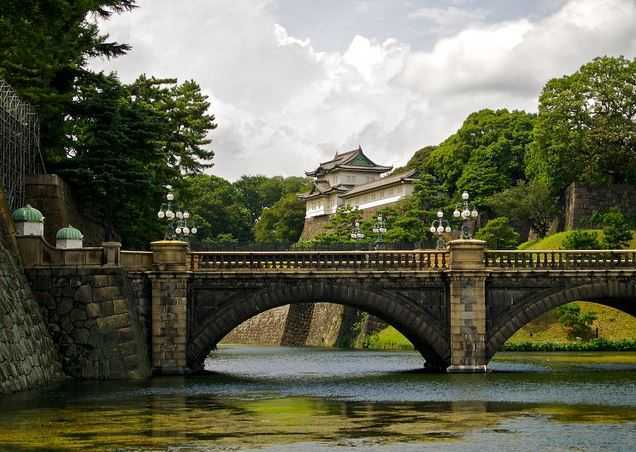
[0,189,64,394]
[564,182,636,230]
[220,301,383,349]
[25,267,151,380]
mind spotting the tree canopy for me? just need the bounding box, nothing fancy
[526,56,636,191]
[0,0,137,161]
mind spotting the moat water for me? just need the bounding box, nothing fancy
[1,347,635,451]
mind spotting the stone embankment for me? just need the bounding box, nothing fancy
[221,302,385,349]
[0,191,64,394]
[25,267,151,379]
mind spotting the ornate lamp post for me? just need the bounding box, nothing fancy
[157,185,198,241]
[453,191,479,239]
[350,220,365,241]
[430,210,452,249]
[372,214,387,249]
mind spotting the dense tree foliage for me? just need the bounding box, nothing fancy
[527,56,636,191]
[486,180,559,238]
[177,175,252,246]
[474,217,520,250]
[235,175,310,224]
[422,109,536,207]
[0,0,137,161]
[254,194,307,244]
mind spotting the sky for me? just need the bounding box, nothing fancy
[91,0,636,181]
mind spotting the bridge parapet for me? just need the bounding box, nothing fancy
[485,250,636,270]
[189,250,449,272]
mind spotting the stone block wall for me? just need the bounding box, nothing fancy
[220,301,381,349]
[564,182,636,230]
[127,273,152,357]
[0,240,65,394]
[25,267,151,379]
[222,305,289,345]
[305,303,348,346]
[0,188,64,395]
[151,276,188,374]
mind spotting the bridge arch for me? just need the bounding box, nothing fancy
[187,280,450,372]
[487,280,636,359]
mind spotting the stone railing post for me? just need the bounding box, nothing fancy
[102,241,121,267]
[150,240,190,375]
[447,239,488,373]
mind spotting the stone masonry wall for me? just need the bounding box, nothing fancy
[0,240,65,394]
[222,305,289,345]
[220,301,381,349]
[25,267,151,379]
[0,188,64,395]
[564,182,636,230]
[128,273,152,358]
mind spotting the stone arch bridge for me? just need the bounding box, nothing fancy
[17,237,636,375]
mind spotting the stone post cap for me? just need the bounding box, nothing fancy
[448,239,486,270]
[447,239,486,248]
[150,240,189,247]
[151,240,189,271]
[102,241,122,247]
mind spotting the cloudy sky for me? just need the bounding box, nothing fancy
[92,0,636,180]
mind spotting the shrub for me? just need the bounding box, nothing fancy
[602,209,633,249]
[557,303,597,340]
[561,230,601,250]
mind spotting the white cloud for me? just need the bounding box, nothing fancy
[92,0,636,180]
[408,6,488,33]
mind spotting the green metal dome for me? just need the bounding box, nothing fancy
[56,225,83,240]
[12,204,44,223]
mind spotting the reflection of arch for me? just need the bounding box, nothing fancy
[188,281,450,371]
[487,281,636,359]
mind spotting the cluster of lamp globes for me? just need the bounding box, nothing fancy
[372,215,387,236]
[350,215,387,240]
[156,189,198,237]
[350,221,365,240]
[430,191,478,235]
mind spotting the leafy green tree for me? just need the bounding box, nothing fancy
[235,175,310,223]
[423,109,535,205]
[561,231,602,250]
[557,304,597,340]
[601,209,633,249]
[487,180,559,238]
[201,233,239,249]
[475,217,520,249]
[177,175,252,246]
[55,71,167,246]
[254,194,306,243]
[0,0,137,161]
[526,56,636,191]
[392,145,436,174]
[130,75,216,174]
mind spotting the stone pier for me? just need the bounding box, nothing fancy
[447,240,487,372]
[150,241,190,375]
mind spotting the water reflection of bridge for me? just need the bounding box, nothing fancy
[18,236,636,374]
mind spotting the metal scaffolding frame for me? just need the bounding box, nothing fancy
[0,79,46,210]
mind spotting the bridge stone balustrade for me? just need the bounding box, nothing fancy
[16,235,636,377]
